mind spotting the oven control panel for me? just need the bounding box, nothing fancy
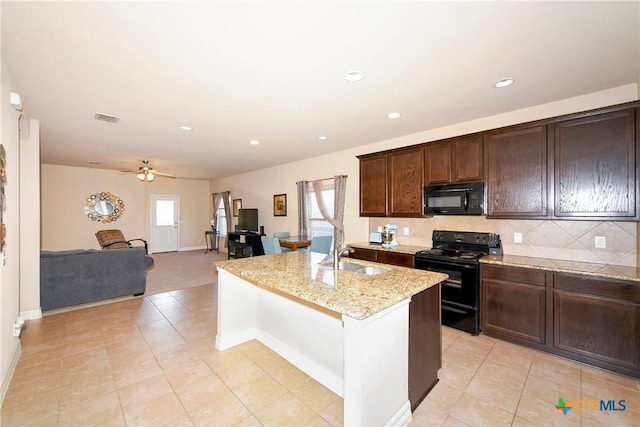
[432,230,500,247]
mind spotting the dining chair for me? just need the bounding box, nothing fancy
[273,231,292,252]
[309,235,333,254]
[261,236,283,255]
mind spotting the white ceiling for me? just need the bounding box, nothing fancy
[2,1,639,180]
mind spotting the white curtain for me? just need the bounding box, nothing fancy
[296,181,309,237]
[212,191,232,248]
[308,175,348,251]
[222,191,232,245]
[211,193,222,229]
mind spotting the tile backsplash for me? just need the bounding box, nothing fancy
[370,217,638,267]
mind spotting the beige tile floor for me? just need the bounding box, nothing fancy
[2,283,640,426]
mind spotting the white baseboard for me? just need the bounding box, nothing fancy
[149,245,207,254]
[386,400,412,427]
[215,328,257,351]
[178,246,206,252]
[21,308,42,320]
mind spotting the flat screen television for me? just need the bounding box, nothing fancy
[238,208,259,232]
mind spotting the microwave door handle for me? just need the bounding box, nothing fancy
[432,188,469,193]
[464,190,469,211]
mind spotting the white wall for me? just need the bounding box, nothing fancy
[19,118,41,319]
[41,164,211,252]
[211,84,639,259]
[211,150,369,247]
[0,59,27,406]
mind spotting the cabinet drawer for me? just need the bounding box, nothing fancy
[350,248,377,262]
[553,274,640,303]
[481,264,546,286]
[377,251,414,268]
[350,247,414,268]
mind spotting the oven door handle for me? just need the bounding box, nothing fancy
[442,279,462,288]
[442,304,467,314]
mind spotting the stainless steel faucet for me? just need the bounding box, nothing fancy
[333,246,355,270]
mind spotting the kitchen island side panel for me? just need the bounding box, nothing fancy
[215,267,415,426]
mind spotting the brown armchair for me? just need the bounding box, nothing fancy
[95,229,148,254]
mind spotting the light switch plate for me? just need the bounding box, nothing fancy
[595,236,606,249]
[514,232,523,243]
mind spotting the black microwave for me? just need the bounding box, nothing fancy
[424,182,484,215]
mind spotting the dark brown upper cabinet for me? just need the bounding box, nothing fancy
[359,153,388,216]
[358,146,424,217]
[388,146,424,217]
[552,108,637,219]
[486,125,549,218]
[358,101,639,221]
[424,136,484,185]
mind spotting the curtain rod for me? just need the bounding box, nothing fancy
[296,175,348,184]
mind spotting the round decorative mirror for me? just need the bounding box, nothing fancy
[95,200,115,216]
[84,192,124,223]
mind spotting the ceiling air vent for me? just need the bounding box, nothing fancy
[94,112,120,123]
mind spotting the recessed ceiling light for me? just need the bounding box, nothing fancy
[345,71,363,82]
[179,125,193,131]
[388,112,401,119]
[317,136,328,141]
[494,78,515,88]
[87,160,100,165]
[250,140,260,145]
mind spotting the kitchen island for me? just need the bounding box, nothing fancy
[215,251,447,426]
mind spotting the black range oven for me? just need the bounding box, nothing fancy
[415,230,501,335]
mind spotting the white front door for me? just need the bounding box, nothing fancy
[151,195,179,253]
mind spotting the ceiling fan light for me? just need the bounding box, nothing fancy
[137,173,146,181]
[146,172,155,181]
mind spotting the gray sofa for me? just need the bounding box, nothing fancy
[40,247,154,311]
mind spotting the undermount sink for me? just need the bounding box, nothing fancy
[334,261,390,276]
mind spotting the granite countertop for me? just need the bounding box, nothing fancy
[348,242,427,256]
[480,254,640,283]
[215,251,447,320]
[348,241,640,283]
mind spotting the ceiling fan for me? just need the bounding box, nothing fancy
[119,160,176,182]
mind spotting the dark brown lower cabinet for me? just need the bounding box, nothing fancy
[481,263,640,378]
[552,274,640,374]
[349,247,414,268]
[349,247,377,262]
[409,284,441,411]
[377,250,414,268]
[482,280,546,345]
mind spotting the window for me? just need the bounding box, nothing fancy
[155,200,175,226]
[216,199,227,236]
[308,182,334,237]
